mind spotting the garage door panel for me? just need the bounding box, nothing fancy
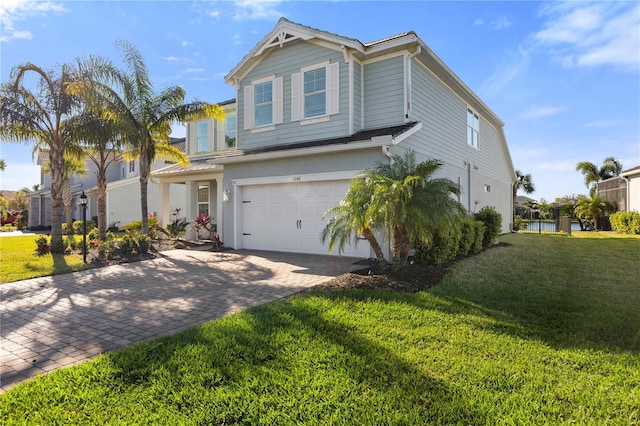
[241,180,370,257]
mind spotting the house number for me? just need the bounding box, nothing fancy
[292,176,301,181]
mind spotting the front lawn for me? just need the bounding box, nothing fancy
[0,235,90,283]
[1,233,638,424]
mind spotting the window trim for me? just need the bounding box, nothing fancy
[467,107,480,149]
[196,120,209,153]
[243,75,283,133]
[291,61,339,124]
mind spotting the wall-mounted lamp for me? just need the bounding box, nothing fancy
[223,189,231,202]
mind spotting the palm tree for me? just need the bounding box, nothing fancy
[68,112,123,238]
[576,157,623,195]
[44,157,87,233]
[513,169,535,215]
[0,159,6,171]
[0,63,78,252]
[574,195,614,231]
[323,150,464,271]
[321,176,387,269]
[68,42,225,235]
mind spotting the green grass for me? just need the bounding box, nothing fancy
[1,233,639,424]
[0,235,91,283]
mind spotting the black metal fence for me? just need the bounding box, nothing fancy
[519,216,572,236]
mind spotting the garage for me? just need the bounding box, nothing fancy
[240,180,371,257]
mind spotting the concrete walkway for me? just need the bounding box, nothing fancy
[0,249,362,393]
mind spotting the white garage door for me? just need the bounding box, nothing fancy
[241,180,371,257]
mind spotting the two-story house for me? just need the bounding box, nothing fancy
[154,18,515,257]
[28,138,187,230]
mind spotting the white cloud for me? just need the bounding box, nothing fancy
[161,56,180,62]
[181,40,192,48]
[474,18,484,26]
[208,9,220,19]
[183,68,205,74]
[479,45,531,97]
[491,16,512,30]
[232,0,283,21]
[520,105,564,119]
[0,0,66,43]
[535,2,640,72]
[536,160,576,173]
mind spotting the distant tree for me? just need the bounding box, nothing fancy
[574,195,614,231]
[576,157,623,195]
[0,159,6,171]
[32,184,40,191]
[0,63,78,252]
[537,198,553,219]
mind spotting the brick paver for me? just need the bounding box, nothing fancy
[0,249,362,393]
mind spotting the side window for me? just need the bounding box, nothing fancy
[467,108,479,149]
[243,76,283,131]
[292,61,339,123]
[224,112,237,148]
[196,121,209,152]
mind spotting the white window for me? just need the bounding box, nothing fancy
[196,121,209,152]
[224,112,237,148]
[304,67,326,117]
[197,184,209,217]
[243,75,283,131]
[292,61,339,122]
[467,108,479,148]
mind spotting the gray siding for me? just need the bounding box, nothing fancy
[221,148,386,246]
[363,55,405,129]
[238,40,350,150]
[405,57,513,232]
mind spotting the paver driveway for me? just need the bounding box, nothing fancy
[0,249,362,393]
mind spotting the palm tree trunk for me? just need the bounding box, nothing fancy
[49,139,65,253]
[139,143,150,235]
[62,175,74,234]
[391,225,412,271]
[362,228,387,270]
[96,168,107,238]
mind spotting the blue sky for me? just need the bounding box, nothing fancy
[1,0,639,202]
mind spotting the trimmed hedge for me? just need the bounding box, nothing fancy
[475,206,502,248]
[414,217,487,266]
[609,211,640,235]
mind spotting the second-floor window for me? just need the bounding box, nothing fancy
[243,75,283,131]
[254,82,272,127]
[196,121,209,152]
[224,112,237,148]
[129,160,135,173]
[467,108,479,149]
[304,67,326,118]
[292,61,339,122]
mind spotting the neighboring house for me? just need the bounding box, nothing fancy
[596,166,640,212]
[515,195,535,218]
[28,138,187,230]
[152,18,515,258]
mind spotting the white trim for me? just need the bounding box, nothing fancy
[361,51,405,66]
[250,125,275,133]
[392,121,422,145]
[348,56,354,135]
[300,116,330,126]
[233,170,362,187]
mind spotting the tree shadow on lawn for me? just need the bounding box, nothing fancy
[100,299,482,424]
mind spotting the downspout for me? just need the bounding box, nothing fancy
[382,145,393,163]
[405,46,421,121]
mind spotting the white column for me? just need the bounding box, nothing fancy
[216,179,223,238]
[158,182,170,228]
[185,181,197,240]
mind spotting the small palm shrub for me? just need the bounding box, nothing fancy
[609,211,640,235]
[159,208,189,239]
[475,206,502,248]
[35,235,50,255]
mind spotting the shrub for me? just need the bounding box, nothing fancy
[87,228,99,240]
[471,221,486,254]
[457,218,475,256]
[72,219,96,235]
[64,235,78,251]
[119,234,139,255]
[159,208,189,239]
[513,215,524,232]
[35,235,50,255]
[413,225,461,266]
[122,216,159,238]
[609,211,640,235]
[136,234,152,254]
[98,239,117,259]
[62,223,69,235]
[16,209,28,230]
[475,206,502,248]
